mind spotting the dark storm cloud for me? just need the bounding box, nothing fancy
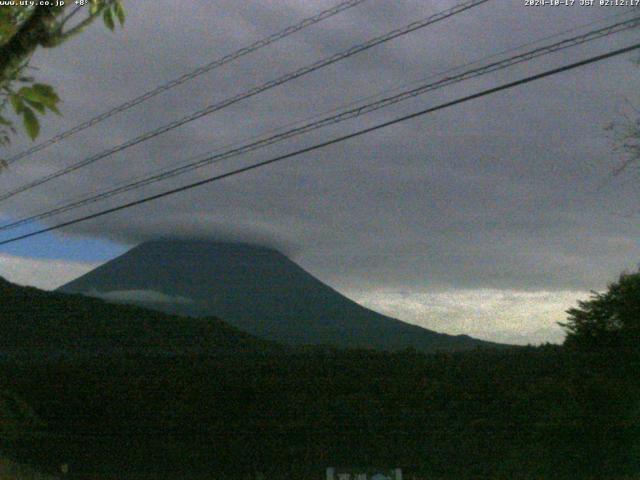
[1,0,639,294]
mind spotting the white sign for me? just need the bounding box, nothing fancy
[327,467,402,480]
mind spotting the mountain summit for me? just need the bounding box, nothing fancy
[59,240,497,352]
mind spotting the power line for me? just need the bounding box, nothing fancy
[0,0,491,203]
[13,9,631,229]
[3,15,637,231]
[1,41,638,247]
[2,15,638,232]
[4,0,370,166]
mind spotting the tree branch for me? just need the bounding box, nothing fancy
[55,4,82,33]
[52,10,104,45]
[0,6,59,86]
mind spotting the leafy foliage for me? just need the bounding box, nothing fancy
[0,390,44,436]
[1,347,637,479]
[0,1,125,155]
[0,277,637,479]
[561,270,640,353]
[6,83,60,141]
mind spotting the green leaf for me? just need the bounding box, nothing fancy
[103,8,115,31]
[89,0,100,15]
[22,107,39,140]
[19,84,60,114]
[9,94,24,114]
[25,99,46,114]
[32,83,57,96]
[114,2,125,25]
[31,84,60,104]
[19,86,43,104]
[47,103,61,116]
[0,115,11,127]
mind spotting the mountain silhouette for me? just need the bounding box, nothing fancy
[59,240,499,351]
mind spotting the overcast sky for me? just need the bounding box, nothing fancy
[1,0,639,344]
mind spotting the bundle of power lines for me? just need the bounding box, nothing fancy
[1,0,639,246]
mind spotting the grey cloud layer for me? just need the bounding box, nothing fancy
[1,0,639,293]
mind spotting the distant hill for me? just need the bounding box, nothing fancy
[0,276,281,356]
[59,240,500,352]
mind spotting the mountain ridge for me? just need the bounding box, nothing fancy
[0,275,282,356]
[59,239,502,352]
